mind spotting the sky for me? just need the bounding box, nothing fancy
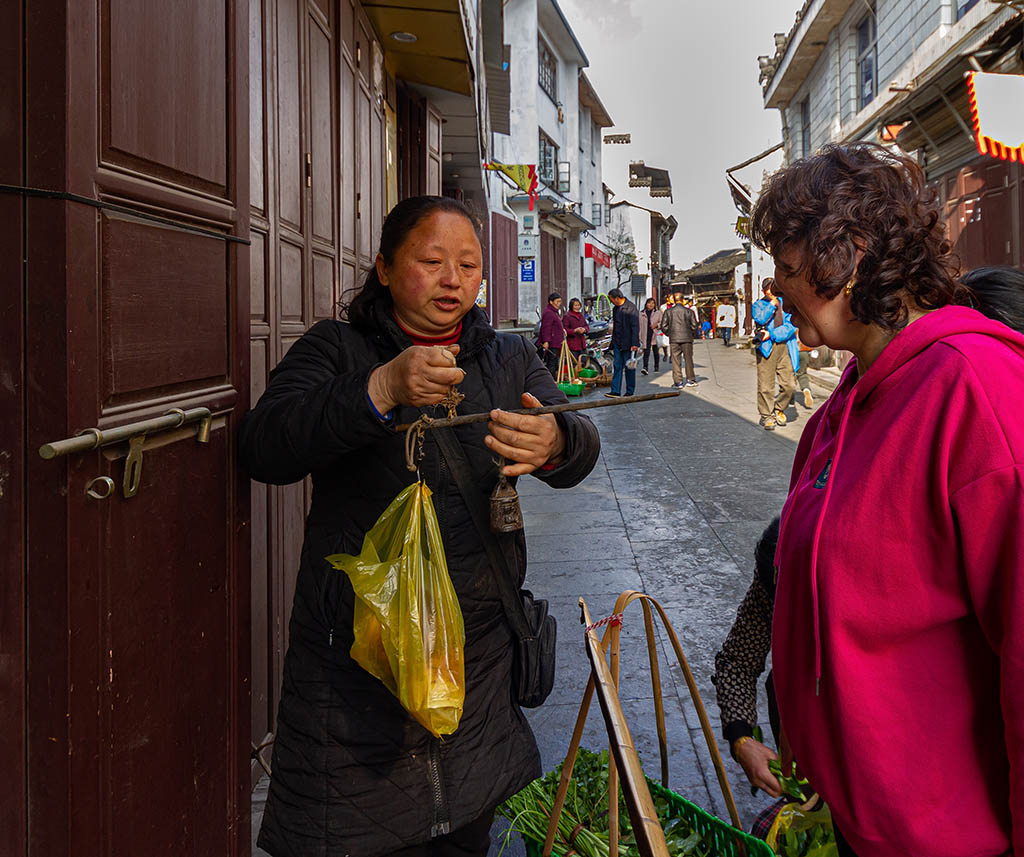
[558,0,802,270]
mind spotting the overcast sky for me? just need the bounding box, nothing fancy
[559,0,801,269]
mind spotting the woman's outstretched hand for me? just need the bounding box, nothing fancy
[736,738,784,798]
[368,345,465,413]
[486,392,566,477]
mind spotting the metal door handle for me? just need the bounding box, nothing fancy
[85,476,116,500]
[39,407,212,460]
[40,407,213,499]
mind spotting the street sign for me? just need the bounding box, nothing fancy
[518,234,538,257]
[520,259,536,282]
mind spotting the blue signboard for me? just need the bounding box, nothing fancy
[520,259,536,282]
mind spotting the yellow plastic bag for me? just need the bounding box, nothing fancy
[327,481,466,737]
[765,795,838,857]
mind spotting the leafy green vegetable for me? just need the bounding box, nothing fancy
[496,748,704,857]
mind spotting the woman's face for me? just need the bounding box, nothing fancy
[569,300,581,313]
[772,244,851,349]
[376,210,482,336]
[645,299,656,310]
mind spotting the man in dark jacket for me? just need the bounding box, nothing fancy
[606,287,640,398]
[538,291,564,379]
[660,291,699,388]
[240,298,601,857]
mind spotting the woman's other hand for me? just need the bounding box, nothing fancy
[486,392,566,477]
[736,738,783,798]
[368,345,465,412]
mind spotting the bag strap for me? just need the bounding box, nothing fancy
[431,426,536,642]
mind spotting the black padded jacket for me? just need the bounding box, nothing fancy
[240,302,601,857]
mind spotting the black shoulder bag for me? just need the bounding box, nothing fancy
[432,427,556,709]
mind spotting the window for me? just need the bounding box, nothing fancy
[538,37,557,102]
[538,131,558,185]
[857,7,878,111]
[579,109,586,153]
[557,161,570,193]
[956,0,979,19]
[591,122,600,165]
[800,97,811,158]
[592,203,603,226]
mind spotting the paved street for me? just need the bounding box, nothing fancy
[253,337,827,856]
[488,337,826,855]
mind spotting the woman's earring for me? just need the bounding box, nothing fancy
[844,279,855,296]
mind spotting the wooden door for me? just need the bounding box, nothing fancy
[21,2,250,856]
[249,0,386,782]
[491,213,518,324]
[249,0,341,781]
[1,1,26,852]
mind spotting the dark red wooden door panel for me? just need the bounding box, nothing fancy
[24,2,250,856]
[0,1,26,854]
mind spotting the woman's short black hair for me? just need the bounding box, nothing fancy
[568,297,582,311]
[750,143,966,331]
[342,195,481,330]
[961,266,1024,334]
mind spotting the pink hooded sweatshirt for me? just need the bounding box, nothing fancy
[773,306,1024,856]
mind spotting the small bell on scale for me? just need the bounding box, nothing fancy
[489,460,523,533]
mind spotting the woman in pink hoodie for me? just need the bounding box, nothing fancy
[749,144,1024,857]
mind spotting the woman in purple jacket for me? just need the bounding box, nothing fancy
[538,292,564,378]
[562,298,589,363]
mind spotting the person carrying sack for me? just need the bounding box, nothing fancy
[240,196,601,857]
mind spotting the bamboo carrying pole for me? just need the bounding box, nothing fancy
[540,592,743,857]
[393,390,680,432]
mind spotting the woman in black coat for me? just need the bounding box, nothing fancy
[240,196,601,857]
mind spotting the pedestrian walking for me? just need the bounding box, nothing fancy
[241,195,601,857]
[715,300,737,347]
[750,142,1024,857]
[562,297,589,364]
[605,287,640,398]
[638,297,662,375]
[539,292,565,379]
[795,337,814,408]
[660,290,700,388]
[657,294,673,361]
[751,280,798,429]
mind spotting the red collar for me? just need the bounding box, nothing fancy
[393,314,463,347]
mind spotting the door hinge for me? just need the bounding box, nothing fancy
[356,192,361,219]
[305,152,312,188]
[357,43,361,67]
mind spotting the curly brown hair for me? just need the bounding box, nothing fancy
[750,143,966,330]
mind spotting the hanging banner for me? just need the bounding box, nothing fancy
[484,162,539,210]
[967,71,1024,162]
[584,243,611,268]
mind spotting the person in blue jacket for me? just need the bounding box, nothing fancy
[751,279,798,430]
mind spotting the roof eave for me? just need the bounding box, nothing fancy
[763,0,857,109]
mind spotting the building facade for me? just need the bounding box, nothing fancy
[489,0,613,323]
[760,0,1024,270]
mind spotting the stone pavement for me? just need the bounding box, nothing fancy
[488,337,824,855]
[252,337,825,856]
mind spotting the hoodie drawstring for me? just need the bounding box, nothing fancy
[806,381,859,695]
